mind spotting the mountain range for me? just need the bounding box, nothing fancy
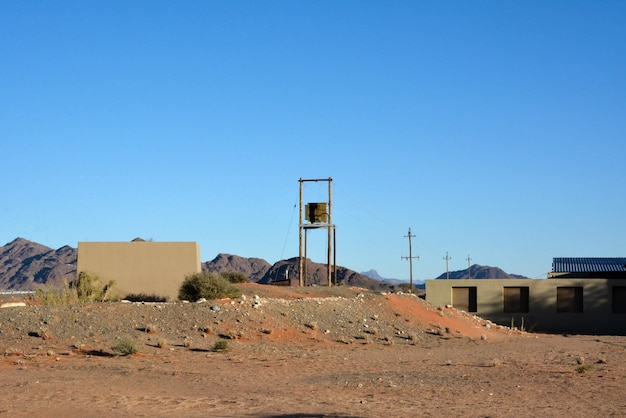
[0,238,527,292]
[0,238,77,290]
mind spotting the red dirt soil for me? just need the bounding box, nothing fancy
[1,284,625,417]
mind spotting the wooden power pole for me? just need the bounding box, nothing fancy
[401,228,419,293]
[443,251,451,280]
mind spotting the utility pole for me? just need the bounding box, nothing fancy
[466,255,472,279]
[443,251,451,280]
[298,179,303,286]
[401,228,419,293]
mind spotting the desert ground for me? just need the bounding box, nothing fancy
[1,283,625,417]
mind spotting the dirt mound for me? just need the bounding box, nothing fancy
[0,284,508,356]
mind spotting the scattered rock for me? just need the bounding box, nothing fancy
[0,302,27,308]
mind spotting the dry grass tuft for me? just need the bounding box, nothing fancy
[112,338,138,356]
[212,339,229,352]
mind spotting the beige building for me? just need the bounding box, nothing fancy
[426,278,626,335]
[77,241,201,301]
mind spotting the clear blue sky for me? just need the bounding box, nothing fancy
[2,1,625,281]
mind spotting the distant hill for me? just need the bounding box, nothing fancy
[436,264,527,280]
[202,253,271,282]
[206,256,394,291]
[361,269,410,286]
[0,238,77,290]
[361,269,385,281]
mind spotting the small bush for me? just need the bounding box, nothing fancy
[220,271,249,284]
[112,338,137,356]
[213,339,229,352]
[576,364,592,374]
[71,272,117,303]
[35,282,76,306]
[124,293,168,303]
[35,273,116,306]
[178,272,241,301]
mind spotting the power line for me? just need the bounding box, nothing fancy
[280,201,298,260]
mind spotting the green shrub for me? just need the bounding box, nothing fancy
[220,271,249,283]
[178,272,241,301]
[576,364,592,374]
[112,338,137,356]
[35,273,116,306]
[71,272,117,303]
[213,339,229,352]
[124,293,168,302]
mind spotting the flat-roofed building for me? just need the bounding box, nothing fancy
[77,240,201,301]
[426,257,626,335]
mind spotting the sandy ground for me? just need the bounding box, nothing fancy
[1,284,625,417]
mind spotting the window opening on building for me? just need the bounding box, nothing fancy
[503,287,529,313]
[556,287,583,313]
[452,287,477,313]
[612,286,626,314]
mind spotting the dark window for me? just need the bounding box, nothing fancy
[503,287,529,313]
[556,287,583,313]
[452,287,477,312]
[612,286,626,314]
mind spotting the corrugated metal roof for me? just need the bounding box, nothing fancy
[552,257,626,273]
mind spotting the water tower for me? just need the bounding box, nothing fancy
[298,177,336,286]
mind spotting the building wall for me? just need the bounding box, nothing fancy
[77,242,201,301]
[426,278,626,335]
